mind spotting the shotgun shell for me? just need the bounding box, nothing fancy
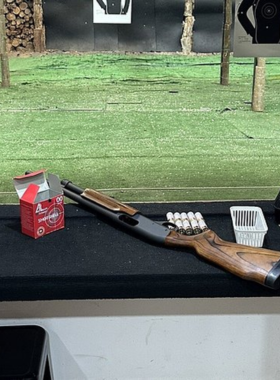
[194,212,203,220]
[187,212,201,234]
[174,212,182,222]
[182,219,193,235]
[166,211,177,231]
[165,212,177,230]
[166,212,175,222]
[180,213,193,235]
[195,212,209,232]
[175,219,185,234]
[180,212,188,220]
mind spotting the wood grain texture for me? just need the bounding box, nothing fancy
[4,0,36,52]
[165,229,280,286]
[82,188,138,216]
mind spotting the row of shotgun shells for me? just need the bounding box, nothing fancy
[166,211,209,235]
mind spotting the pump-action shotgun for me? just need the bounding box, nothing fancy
[56,179,280,290]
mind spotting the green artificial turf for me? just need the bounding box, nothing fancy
[1,52,280,203]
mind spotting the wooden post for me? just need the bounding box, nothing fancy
[252,57,266,112]
[181,0,195,54]
[220,0,232,85]
[0,0,10,87]
[33,0,45,53]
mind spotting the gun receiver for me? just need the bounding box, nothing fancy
[61,179,280,290]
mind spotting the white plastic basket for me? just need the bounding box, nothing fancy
[230,206,268,247]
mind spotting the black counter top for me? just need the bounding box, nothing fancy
[1,200,280,301]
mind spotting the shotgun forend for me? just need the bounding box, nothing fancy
[61,179,280,290]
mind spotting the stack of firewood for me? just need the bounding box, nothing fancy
[4,0,34,52]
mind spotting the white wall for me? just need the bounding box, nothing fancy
[0,298,280,380]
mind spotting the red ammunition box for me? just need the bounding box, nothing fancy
[13,170,64,239]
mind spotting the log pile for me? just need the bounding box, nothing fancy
[4,0,45,53]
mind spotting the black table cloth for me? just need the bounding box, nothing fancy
[1,200,280,301]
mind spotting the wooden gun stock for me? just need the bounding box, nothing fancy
[165,230,280,289]
[60,179,280,289]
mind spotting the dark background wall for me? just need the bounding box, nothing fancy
[42,0,231,53]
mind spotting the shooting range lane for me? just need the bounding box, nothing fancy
[1,200,280,301]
